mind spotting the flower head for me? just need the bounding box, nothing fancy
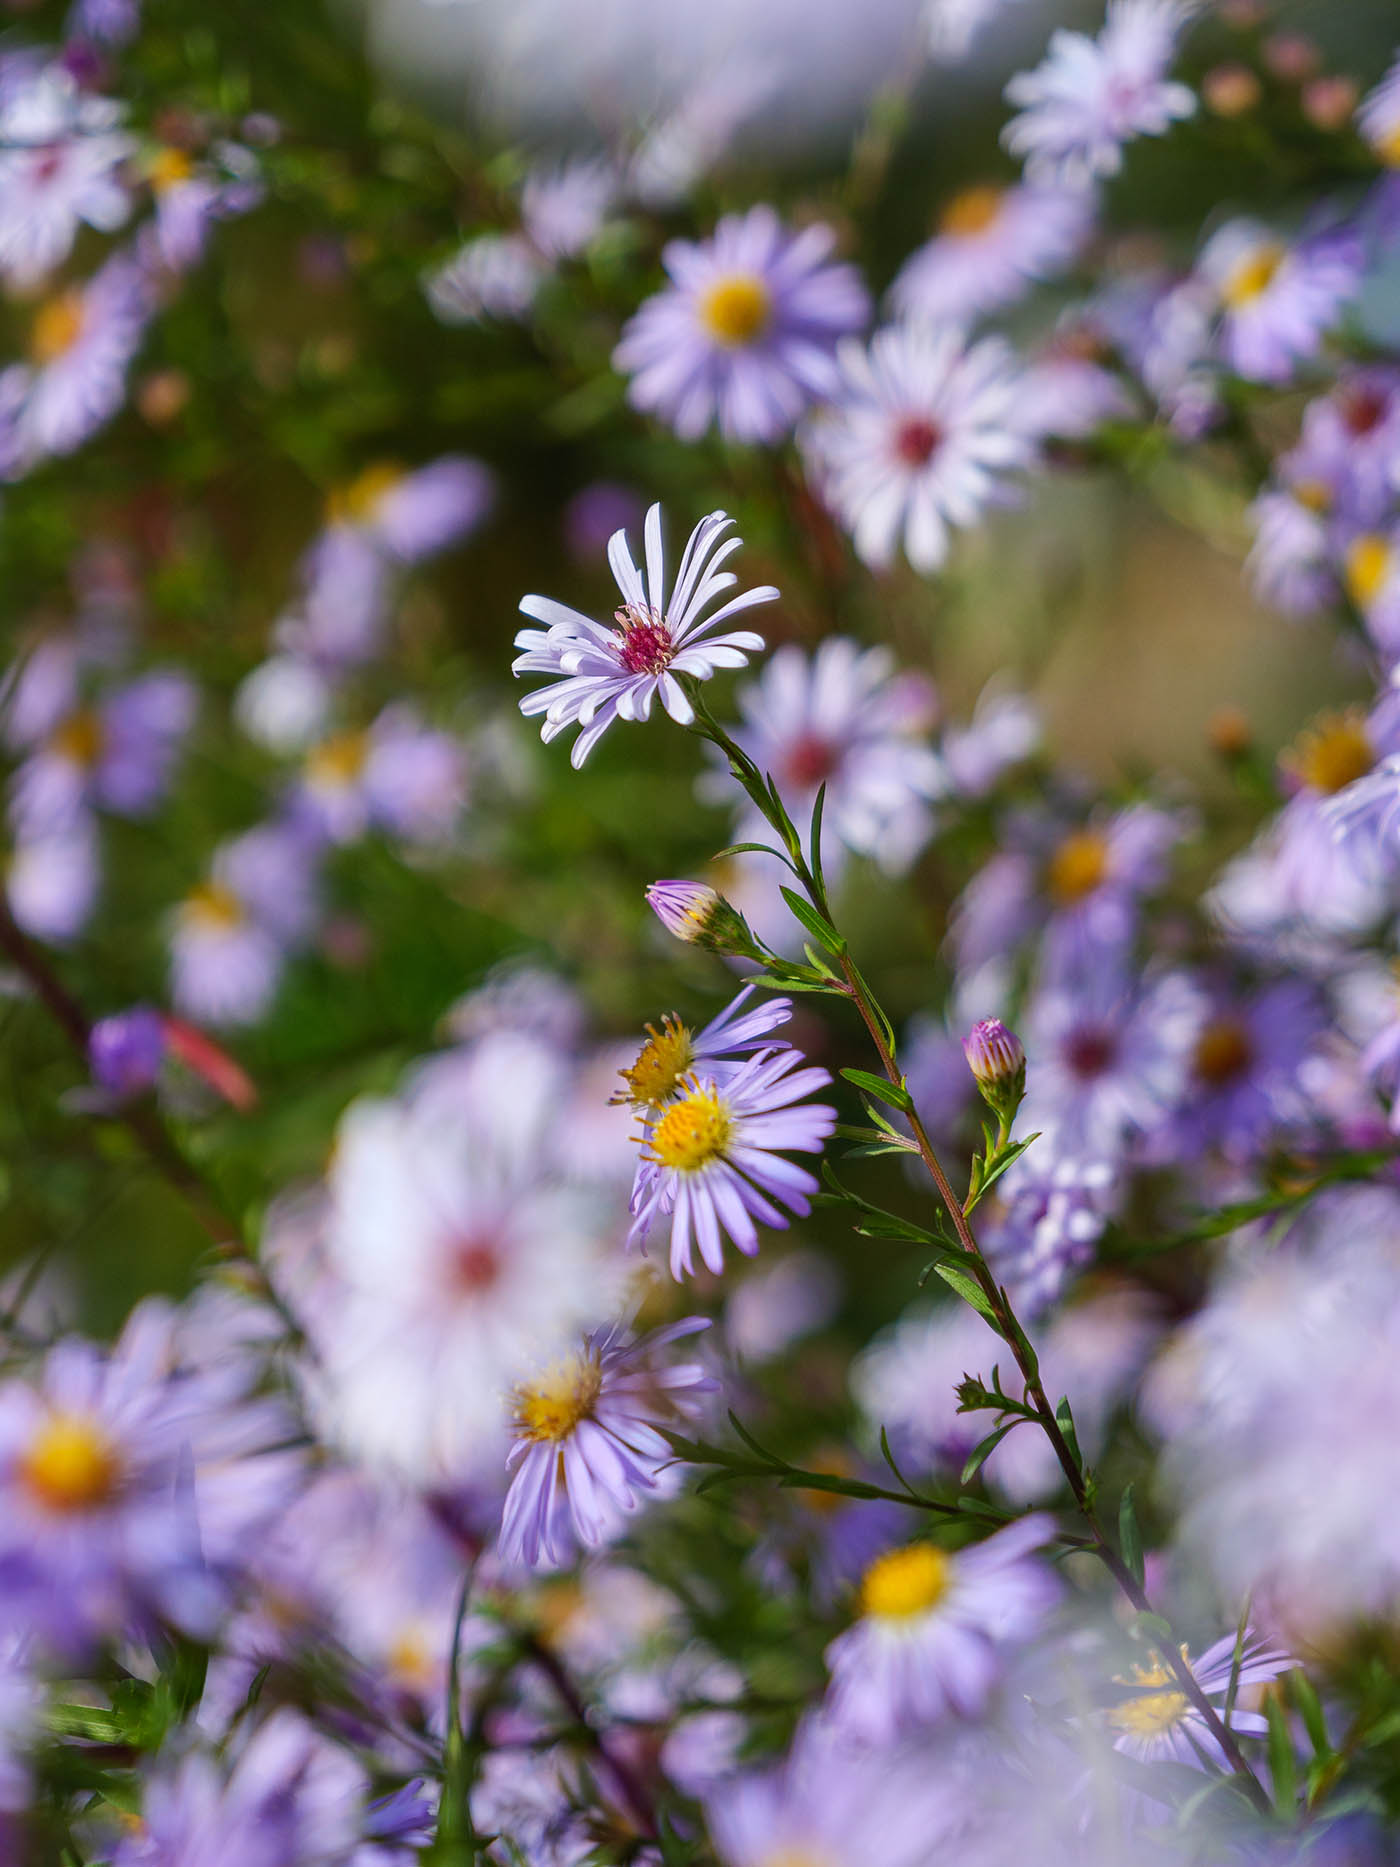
[1107,1632,1291,1771]
[612,985,792,1110]
[515,505,776,767]
[891,180,1094,328]
[646,879,754,955]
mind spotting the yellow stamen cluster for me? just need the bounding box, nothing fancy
[1193,1017,1253,1086]
[21,1411,120,1513]
[50,708,105,768]
[306,728,371,788]
[149,146,195,191]
[386,1628,438,1692]
[1222,243,1284,309]
[1046,830,1109,906]
[1285,710,1374,795]
[1377,123,1400,168]
[1108,1654,1190,1740]
[327,461,406,527]
[859,1542,952,1620]
[939,184,1005,239]
[31,292,86,365]
[1346,534,1393,608]
[698,274,772,348]
[514,1352,604,1444]
[647,1081,733,1173]
[613,1015,695,1108]
[183,879,245,931]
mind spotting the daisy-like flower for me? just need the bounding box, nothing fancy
[628,1046,835,1280]
[823,1515,1058,1742]
[1002,0,1197,191]
[8,669,196,837]
[1358,51,1400,167]
[320,455,495,566]
[611,984,793,1111]
[514,504,777,768]
[891,180,1095,329]
[1106,1631,1291,1772]
[1196,219,1363,386]
[613,205,869,443]
[291,705,466,848]
[799,325,1034,575]
[139,140,263,274]
[498,1318,715,1571]
[169,823,320,1028]
[0,59,133,289]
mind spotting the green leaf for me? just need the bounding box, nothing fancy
[1118,1483,1145,1591]
[778,887,847,955]
[713,840,799,870]
[960,1418,1027,1486]
[1054,1397,1082,1471]
[839,1067,912,1112]
[963,1134,1042,1214]
[932,1261,996,1320]
[1266,1693,1298,1813]
[1288,1669,1330,1759]
[809,782,829,892]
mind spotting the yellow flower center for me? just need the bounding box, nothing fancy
[698,275,772,348]
[31,291,86,364]
[939,184,1005,239]
[859,1542,952,1620]
[1378,123,1400,168]
[49,707,104,767]
[1108,1656,1190,1740]
[1193,1017,1253,1086]
[1046,830,1109,905]
[306,728,370,788]
[515,1351,604,1444]
[1287,711,1374,794]
[21,1412,120,1512]
[1346,534,1393,608]
[149,146,194,191]
[386,1629,437,1692]
[761,1852,837,1867]
[326,462,406,527]
[184,879,245,931]
[647,1083,733,1173]
[613,1015,695,1108]
[1292,478,1332,515]
[1222,243,1284,308]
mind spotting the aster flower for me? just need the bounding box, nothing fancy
[1167,977,1327,1161]
[1002,0,1197,190]
[321,455,494,565]
[6,813,100,943]
[425,232,547,325]
[291,705,466,848]
[514,504,776,768]
[1106,1632,1292,1771]
[980,1147,1118,1314]
[139,140,263,274]
[89,1004,167,1098]
[614,205,870,443]
[645,879,754,954]
[891,181,1095,329]
[0,59,133,289]
[498,1318,716,1570]
[628,1045,835,1279]
[8,668,196,836]
[169,822,320,1028]
[613,985,792,1113]
[1195,219,1363,385]
[799,324,1034,575]
[823,1515,1058,1741]
[1358,51,1400,167]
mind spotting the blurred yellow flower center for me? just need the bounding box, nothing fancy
[1109,1657,1189,1739]
[1222,243,1284,308]
[150,146,194,191]
[939,184,1005,238]
[1289,712,1373,794]
[1193,1017,1253,1085]
[307,728,370,787]
[1046,830,1108,905]
[1379,123,1400,167]
[185,879,245,930]
[615,1015,694,1107]
[860,1542,952,1619]
[386,1629,437,1691]
[1346,534,1393,607]
[649,1084,732,1172]
[761,1852,837,1867]
[328,461,405,526]
[31,291,86,364]
[1292,479,1332,515]
[50,708,105,767]
[515,1353,603,1443]
[22,1412,119,1512]
[699,275,772,348]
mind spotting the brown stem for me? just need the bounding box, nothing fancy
[833,952,1272,1815]
[521,1633,658,1839]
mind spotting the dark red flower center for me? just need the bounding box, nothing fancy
[783,732,841,789]
[1342,386,1388,436]
[894,416,942,468]
[1066,1028,1117,1080]
[614,604,675,676]
[449,1236,502,1293]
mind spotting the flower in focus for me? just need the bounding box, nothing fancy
[645,879,755,955]
[499,1318,715,1570]
[800,325,1033,575]
[1195,218,1363,385]
[514,504,776,768]
[823,1516,1058,1741]
[891,180,1094,328]
[614,205,870,443]
[1002,0,1197,190]
[1106,1632,1291,1772]
[612,985,793,1111]
[629,1046,835,1279]
[962,1016,1026,1109]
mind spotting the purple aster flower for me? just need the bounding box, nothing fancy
[67,0,141,44]
[891,180,1095,328]
[89,1004,167,1097]
[800,324,1034,575]
[1245,486,1337,619]
[6,813,100,943]
[1002,0,1197,190]
[613,205,869,444]
[519,156,617,262]
[713,638,944,877]
[233,653,332,754]
[0,252,151,475]
[1170,977,1328,1161]
[628,1045,836,1279]
[169,822,321,1028]
[8,668,196,836]
[645,879,753,954]
[0,60,133,289]
[823,1515,1058,1741]
[981,1148,1118,1314]
[324,455,494,565]
[425,231,546,325]
[613,985,794,1112]
[498,1318,716,1570]
[139,142,264,274]
[1196,219,1363,385]
[1017,332,1136,441]
[285,526,393,671]
[939,685,1039,797]
[514,504,776,768]
[1358,50,1400,168]
[292,705,466,848]
[1341,528,1400,659]
[1107,1631,1291,1772]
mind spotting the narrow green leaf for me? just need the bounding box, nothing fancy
[1288,1669,1330,1759]
[840,1067,912,1111]
[1266,1694,1298,1812]
[960,1418,1026,1486]
[932,1262,996,1320]
[778,886,846,954]
[713,840,800,871]
[1054,1397,1083,1471]
[1118,1483,1145,1590]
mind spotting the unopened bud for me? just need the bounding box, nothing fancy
[89,1006,167,1098]
[646,879,754,955]
[962,1018,1026,1124]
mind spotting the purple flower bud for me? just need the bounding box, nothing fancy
[962,1018,1026,1122]
[89,1006,167,1098]
[646,880,755,956]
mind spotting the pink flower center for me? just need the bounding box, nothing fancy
[782,732,841,789]
[449,1236,502,1293]
[893,416,942,468]
[1066,1028,1116,1079]
[614,604,675,676]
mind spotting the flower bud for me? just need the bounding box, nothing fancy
[89,1006,167,1099]
[962,1018,1026,1125]
[645,880,755,956]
